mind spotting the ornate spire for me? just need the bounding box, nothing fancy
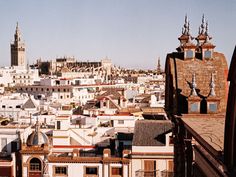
[200,14,205,34]
[183,14,188,35]
[177,15,195,52]
[205,21,212,42]
[209,73,216,96]
[191,73,198,96]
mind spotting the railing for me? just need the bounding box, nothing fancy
[135,170,174,177]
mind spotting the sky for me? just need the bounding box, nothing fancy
[0,0,236,69]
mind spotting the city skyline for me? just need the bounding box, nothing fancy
[0,0,236,69]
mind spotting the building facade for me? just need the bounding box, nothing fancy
[165,15,229,177]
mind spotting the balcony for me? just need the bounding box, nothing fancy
[135,170,174,177]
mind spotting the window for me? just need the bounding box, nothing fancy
[111,167,122,175]
[186,50,194,58]
[209,103,217,113]
[55,166,67,175]
[118,120,124,124]
[2,105,5,108]
[190,103,199,112]
[29,158,41,171]
[57,121,61,130]
[85,167,98,175]
[1,138,7,152]
[16,105,21,108]
[204,50,212,59]
[11,141,17,152]
[144,160,156,177]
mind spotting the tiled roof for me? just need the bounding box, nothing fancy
[22,98,37,109]
[132,120,172,146]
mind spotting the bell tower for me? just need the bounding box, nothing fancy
[10,22,26,68]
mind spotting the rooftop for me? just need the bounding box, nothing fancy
[181,116,225,156]
[132,120,172,146]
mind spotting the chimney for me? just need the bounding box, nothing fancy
[72,149,80,159]
[122,149,130,158]
[103,148,111,158]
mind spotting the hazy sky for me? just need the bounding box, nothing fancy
[0,0,235,69]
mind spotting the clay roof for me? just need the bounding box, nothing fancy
[98,89,122,99]
[22,97,37,109]
[165,51,228,114]
[132,120,172,146]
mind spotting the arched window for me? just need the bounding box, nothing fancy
[30,158,41,171]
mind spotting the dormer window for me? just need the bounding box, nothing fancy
[190,102,200,112]
[204,50,212,59]
[186,49,194,59]
[208,103,217,112]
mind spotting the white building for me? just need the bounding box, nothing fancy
[131,120,174,177]
[0,66,40,87]
[0,93,39,122]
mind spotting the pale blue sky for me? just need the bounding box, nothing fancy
[0,0,235,69]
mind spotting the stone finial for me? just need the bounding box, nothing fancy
[209,73,216,96]
[200,14,205,34]
[205,21,212,41]
[191,73,197,96]
[182,14,188,35]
